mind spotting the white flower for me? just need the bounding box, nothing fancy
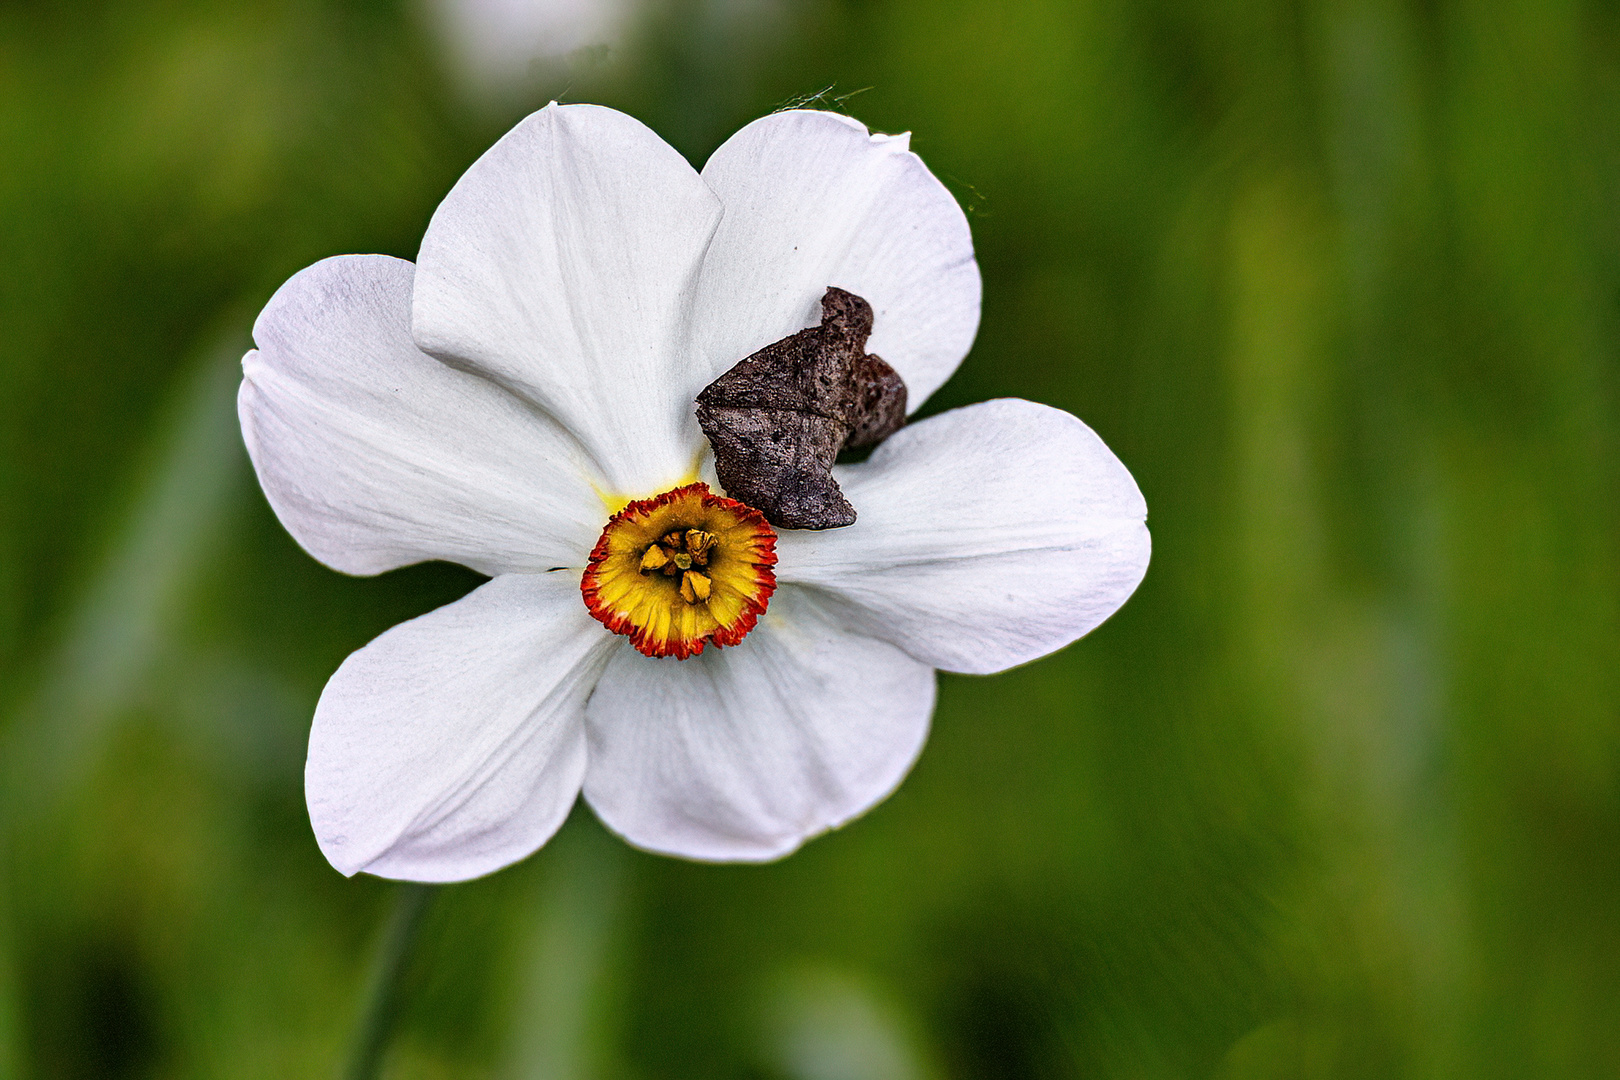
[429,0,631,98]
[239,103,1149,882]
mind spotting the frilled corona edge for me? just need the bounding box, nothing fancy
[581,483,779,659]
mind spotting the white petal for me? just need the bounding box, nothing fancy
[306,573,618,882]
[241,255,604,577]
[582,587,935,861]
[412,103,723,496]
[693,110,981,408]
[775,399,1150,674]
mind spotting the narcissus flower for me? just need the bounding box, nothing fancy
[240,103,1149,882]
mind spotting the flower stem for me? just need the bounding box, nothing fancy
[343,882,438,1080]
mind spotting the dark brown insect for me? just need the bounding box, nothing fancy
[696,287,907,529]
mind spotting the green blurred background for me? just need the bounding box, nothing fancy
[3,0,1618,1076]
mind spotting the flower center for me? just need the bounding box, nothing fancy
[581,483,777,659]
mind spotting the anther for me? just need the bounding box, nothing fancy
[679,570,712,604]
[686,530,716,562]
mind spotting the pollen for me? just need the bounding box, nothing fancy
[581,483,777,659]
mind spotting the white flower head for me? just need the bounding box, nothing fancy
[239,103,1150,882]
[428,0,631,99]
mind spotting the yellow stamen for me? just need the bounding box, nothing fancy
[639,545,670,572]
[680,570,712,603]
[685,530,716,560]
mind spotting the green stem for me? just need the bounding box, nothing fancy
[342,882,438,1080]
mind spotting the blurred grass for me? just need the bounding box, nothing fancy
[2,0,1618,1077]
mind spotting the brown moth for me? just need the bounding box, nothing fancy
[696,287,907,529]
